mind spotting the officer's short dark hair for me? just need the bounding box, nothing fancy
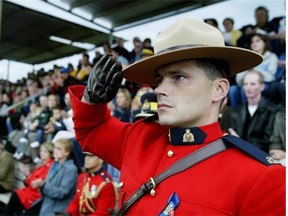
[194,59,230,81]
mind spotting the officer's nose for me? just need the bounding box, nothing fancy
[154,81,168,97]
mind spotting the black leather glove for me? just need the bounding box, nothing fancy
[84,54,123,104]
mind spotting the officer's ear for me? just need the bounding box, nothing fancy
[212,78,229,103]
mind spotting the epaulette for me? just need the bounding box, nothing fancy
[222,135,281,166]
[100,172,111,182]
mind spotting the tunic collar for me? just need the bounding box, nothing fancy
[168,122,223,145]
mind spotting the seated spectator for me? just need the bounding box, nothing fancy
[142,38,154,52]
[43,107,66,143]
[0,138,15,194]
[237,24,254,49]
[111,47,129,68]
[230,33,279,108]
[52,93,75,141]
[113,37,130,63]
[35,138,78,215]
[74,53,93,83]
[109,88,132,123]
[27,95,50,149]
[229,70,278,153]
[222,17,242,46]
[65,152,116,216]
[129,37,143,64]
[13,102,40,160]
[2,142,54,215]
[92,51,103,66]
[269,106,286,165]
[204,18,219,29]
[253,6,283,56]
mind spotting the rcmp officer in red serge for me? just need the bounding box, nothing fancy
[65,152,116,215]
[69,18,285,215]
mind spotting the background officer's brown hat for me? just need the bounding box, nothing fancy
[123,18,263,86]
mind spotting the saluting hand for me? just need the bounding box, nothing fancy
[83,54,123,104]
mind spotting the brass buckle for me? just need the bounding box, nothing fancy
[149,177,156,196]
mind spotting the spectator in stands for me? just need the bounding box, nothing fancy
[113,37,130,62]
[74,53,93,83]
[0,138,15,194]
[20,80,40,116]
[92,51,103,66]
[229,70,278,153]
[229,32,279,108]
[222,17,242,46]
[249,33,279,97]
[13,102,40,160]
[249,33,278,83]
[129,36,143,64]
[34,138,78,215]
[61,66,83,89]
[65,152,116,215]
[52,93,75,142]
[143,38,154,52]
[27,95,50,149]
[269,106,285,165]
[204,18,219,29]
[252,6,282,56]
[43,107,67,142]
[110,88,132,123]
[52,67,82,108]
[111,47,129,68]
[102,41,112,55]
[237,24,254,48]
[3,142,54,216]
[253,6,277,34]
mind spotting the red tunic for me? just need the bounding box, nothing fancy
[16,159,54,209]
[66,170,116,216]
[69,86,285,215]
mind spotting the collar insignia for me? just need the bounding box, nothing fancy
[169,127,207,145]
[183,129,194,143]
[266,156,281,164]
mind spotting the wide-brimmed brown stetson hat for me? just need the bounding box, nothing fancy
[123,18,263,86]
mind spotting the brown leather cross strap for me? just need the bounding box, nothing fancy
[117,138,228,215]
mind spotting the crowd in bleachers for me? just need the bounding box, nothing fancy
[0,5,285,215]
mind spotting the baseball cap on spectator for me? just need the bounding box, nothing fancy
[60,67,70,74]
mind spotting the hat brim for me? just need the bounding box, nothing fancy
[123,46,263,86]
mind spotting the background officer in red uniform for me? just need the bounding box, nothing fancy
[65,152,116,216]
[69,18,285,215]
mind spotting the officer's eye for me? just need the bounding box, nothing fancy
[155,75,163,84]
[173,75,185,81]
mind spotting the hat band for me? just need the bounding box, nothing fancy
[156,44,205,55]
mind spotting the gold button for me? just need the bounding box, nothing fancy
[167,150,174,157]
[119,182,124,188]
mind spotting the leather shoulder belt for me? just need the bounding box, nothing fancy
[117,138,228,215]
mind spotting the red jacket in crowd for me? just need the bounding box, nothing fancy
[16,159,54,209]
[66,169,116,216]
